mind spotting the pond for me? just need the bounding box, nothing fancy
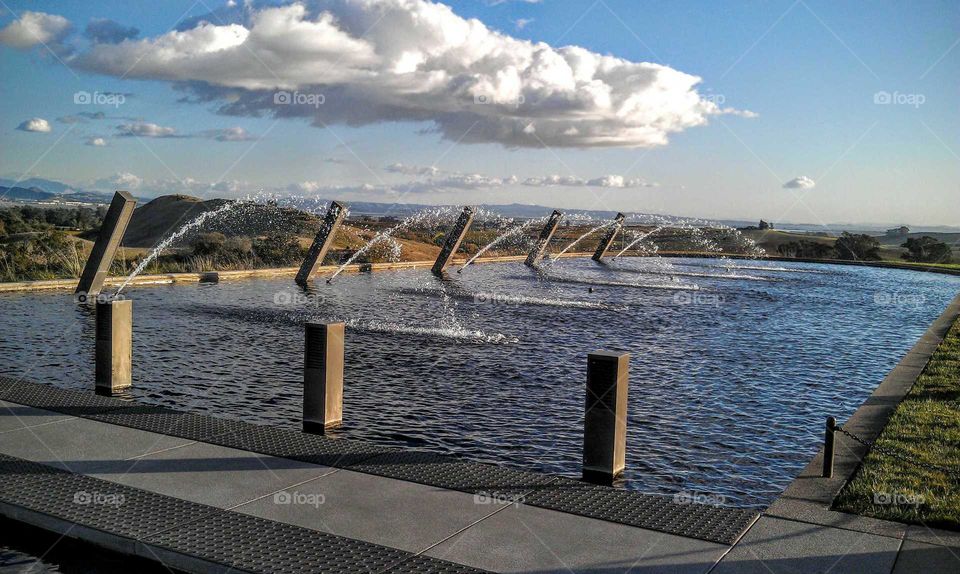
[1,257,957,508]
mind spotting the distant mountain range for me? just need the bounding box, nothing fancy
[0,177,130,205]
[1,178,957,234]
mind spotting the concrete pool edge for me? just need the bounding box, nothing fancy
[2,252,957,293]
[766,290,960,543]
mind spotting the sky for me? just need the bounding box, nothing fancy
[0,0,957,228]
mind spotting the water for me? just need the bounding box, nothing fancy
[548,220,614,260]
[327,206,455,283]
[614,226,662,258]
[459,217,542,272]
[116,201,242,293]
[1,257,957,509]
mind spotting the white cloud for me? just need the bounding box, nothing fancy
[783,176,816,189]
[115,122,179,138]
[514,18,533,30]
[0,11,71,50]
[385,163,439,176]
[73,1,751,149]
[95,172,142,190]
[16,118,52,133]
[523,174,657,188]
[201,126,254,141]
[86,137,107,146]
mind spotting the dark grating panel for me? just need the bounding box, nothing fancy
[522,478,758,545]
[143,509,411,574]
[0,465,216,540]
[0,453,71,494]
[386,556,489,574]
[206,423,392,468]
[348,451,559,497]
[87,404,250,442]
[0,376,21,395]
[0,380,129,417]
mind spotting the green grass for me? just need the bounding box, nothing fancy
[834,318,960,529]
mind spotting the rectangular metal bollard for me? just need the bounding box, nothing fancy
[76,191,137,300]
[296,201,348,286]
[592,212,626,262]
[583,351,629,486]
[525,210,563,267]
[303,322,345,433]
[432,206,476,276]
[95,299,133,396]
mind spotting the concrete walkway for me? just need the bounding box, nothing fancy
[1,385,957,573]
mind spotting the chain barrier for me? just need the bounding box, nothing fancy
[835,424,960,480]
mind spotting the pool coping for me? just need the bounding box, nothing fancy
[2,251,957,293]
[765,290,960,546]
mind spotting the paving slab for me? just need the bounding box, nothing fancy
[235,467,507,554]
[425,501,727,574]
[904,524,960,549]
[712,516,900,574]
[893,540,960,574]
[0,399,73,433]
[89,440,339,509]
[0,416,195,474]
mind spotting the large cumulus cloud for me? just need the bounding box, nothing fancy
[69,0,748,148]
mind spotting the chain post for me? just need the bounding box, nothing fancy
[823,416,836,478]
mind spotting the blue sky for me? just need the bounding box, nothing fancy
[0,0,957,227]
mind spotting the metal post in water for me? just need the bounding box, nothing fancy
[582,351,629,486]
[303,322,344,433]
[592,212,626,262]
[432,206,476,276]
[76,191,137,301]
[525,210,563,267]
[296,201,348,286]
[822,416,836,478]
[95,299,132,396]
